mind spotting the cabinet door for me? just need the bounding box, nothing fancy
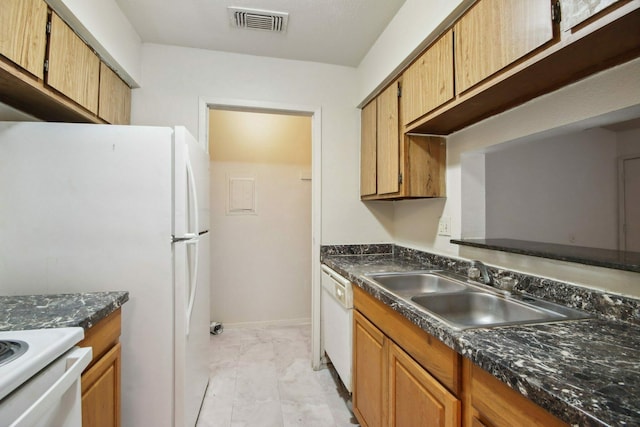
[47,13,100,113]
[82,342,121,427]
[353,311,387,427]
[0,0,48,79]
[377,81,400,195]
[454,0,554,94]
[361,100,377,197]
[388,342,459,427]
[560,0,623,31]
[405,135,446,198]
[99,63,131,125]
[402,30,454,125]
[467,360,568,427]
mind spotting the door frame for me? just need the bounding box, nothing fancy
[198,97,324,370]
[618,153,640,251]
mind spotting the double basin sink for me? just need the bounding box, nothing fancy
[364,271,591,330]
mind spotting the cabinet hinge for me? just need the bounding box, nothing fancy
[46,21,51,34]
[398,172,403,185]
[44,59,49,72]
[552,1,561,24]
[397,84,402,98]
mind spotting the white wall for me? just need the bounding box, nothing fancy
[210,162,312,324]
[618,128,640,156]
[392,59,640,297]
[45,0,142,85]
[130,43,394,245]
[484,128,619,249]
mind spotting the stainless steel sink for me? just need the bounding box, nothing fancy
[410,292,591,330]
[364,270,591,330]
[365,272,468,296]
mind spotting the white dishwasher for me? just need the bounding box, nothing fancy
[321,264,353,392]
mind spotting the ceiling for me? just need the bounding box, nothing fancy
[113,0,406,67]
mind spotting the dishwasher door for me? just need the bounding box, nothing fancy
[321,265,353,392]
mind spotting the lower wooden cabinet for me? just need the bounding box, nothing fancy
[352,283,572,427]
[462,358,568,427]
[79,309,122,427]
[353,309,460,427]
[82,342,121,427]
[389,342,459,427]
[354,310,387,427]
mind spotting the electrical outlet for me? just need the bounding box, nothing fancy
[438,216,451,236]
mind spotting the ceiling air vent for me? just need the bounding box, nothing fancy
[228,7,289,33]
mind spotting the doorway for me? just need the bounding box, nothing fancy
[199,98,323,369]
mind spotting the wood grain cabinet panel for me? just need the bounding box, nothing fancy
[82,343,121,427]
[389,342,459,427]
[361,100,377,197]
[360,81,446,201]
[454,0,554,94]
[98,63,131,125]
[353,310,387,427]
[401,29,454,126]
[47,13,100,114]
[376,81,400,196]
[79,309,122,427]
[0,0,48,79]
[463,359,568,427]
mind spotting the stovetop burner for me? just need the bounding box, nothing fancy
[0,340,28,367]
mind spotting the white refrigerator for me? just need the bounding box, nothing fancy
[0,122,210,427]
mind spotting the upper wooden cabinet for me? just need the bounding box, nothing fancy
[454,0,554,94]
[377,81,401,196]
[0,0,48,80]
[360,81,401,199]
[99,63,132,125]
[400,0,640,134]
[47,13,100,114]
[360,80,446,201]
[360,100,377,197]
[0,5,132,124]
[401,29,454,126]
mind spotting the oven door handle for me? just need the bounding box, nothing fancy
[10,347,92,427]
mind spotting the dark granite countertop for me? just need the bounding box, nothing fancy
[322,252,640,427]
[452,238,640,273]
[0,292,129,331]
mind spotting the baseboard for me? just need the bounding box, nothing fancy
[221,317,311,329]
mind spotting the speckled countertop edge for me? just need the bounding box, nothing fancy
[322,252,640,427]
[0,291,129,331]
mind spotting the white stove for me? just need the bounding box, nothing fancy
[0,328,92,427]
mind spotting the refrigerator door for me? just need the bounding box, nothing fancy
[173,127,210,427]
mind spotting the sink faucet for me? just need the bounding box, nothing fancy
[468,260,518,295]
[468,260,492,285]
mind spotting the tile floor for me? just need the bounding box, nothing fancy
[196,323,359,427]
